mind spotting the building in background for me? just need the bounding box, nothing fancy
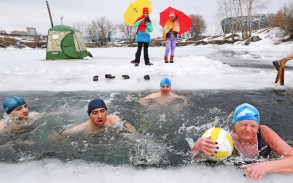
[221,14,271,34]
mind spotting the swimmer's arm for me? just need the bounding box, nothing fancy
[49,125,82,141]
[0,121,5,133]
[123,122,136,133]
[123,122,140,139]
[180,96,188,105]
[138,93,159,107]
[260,125,293,156]
[31,111,63,119]
[140,92,160,100]
[241,156,293,179]
[61,125,84,136]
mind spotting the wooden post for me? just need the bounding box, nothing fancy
[46,1,54,28]
[275,61,285,86]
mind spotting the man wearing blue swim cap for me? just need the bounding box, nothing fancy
[61,98,137,136]
[192,103,293,180]
[160,77,172,96]
[0,96,32,133]
[138,77,187,107]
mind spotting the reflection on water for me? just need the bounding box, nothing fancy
[0,89,293,166]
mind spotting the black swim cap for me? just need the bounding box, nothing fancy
[87,99,107,115]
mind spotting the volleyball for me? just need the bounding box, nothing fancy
[201,127,234,161]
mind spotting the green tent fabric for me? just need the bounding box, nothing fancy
[46,25,91,60]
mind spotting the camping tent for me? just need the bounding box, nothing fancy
[46,25,92,60]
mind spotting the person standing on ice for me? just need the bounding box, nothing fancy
[133,7,153,67]
[162,11,180,63]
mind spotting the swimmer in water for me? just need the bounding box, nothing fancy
[60,98,137,136]
[191,103,293,180]
[0,96,36,133]
[138,77,188,108]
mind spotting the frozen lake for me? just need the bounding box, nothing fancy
[1,42,293,182]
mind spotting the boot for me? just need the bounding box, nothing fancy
[164,56,168,63]
[170,56,174,63]
[273,58,287,71]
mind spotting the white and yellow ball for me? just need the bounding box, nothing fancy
[201,127,234,161]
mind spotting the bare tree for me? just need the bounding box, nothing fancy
[270,2,293,37]
[86,20,98,42]
[218,0,240,41]
[189,14,206,39]
[105,19,117,42]
[242,0,267,38]
[96,17,106,45]
[72,22,87,36]
[119,24,136,42]
[86,17,117,46]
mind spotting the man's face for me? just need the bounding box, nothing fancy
[10,104,29,120]
[160,85,171,96]
[90,108,107,127]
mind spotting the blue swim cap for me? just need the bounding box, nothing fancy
[233,103,260,124]
[87,99,107,115]
[3,96,26,114]
[160,77,171,86]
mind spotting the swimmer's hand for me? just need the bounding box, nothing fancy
[191,136,217,158]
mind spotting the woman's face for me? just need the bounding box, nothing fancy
[234,120,259,142]
[143,12,149,17]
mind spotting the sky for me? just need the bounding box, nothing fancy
[1,0,293,37]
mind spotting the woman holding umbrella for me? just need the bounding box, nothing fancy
[133,7,153,66]
[160,7,192,64]
[163,11,180,63]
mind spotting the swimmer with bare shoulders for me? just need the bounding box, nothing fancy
[60,98,137,136]
[138,77,188,108]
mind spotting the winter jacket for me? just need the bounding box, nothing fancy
[134,17,153,43]
[163,19,180,40]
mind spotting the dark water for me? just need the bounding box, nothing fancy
[0,89,293,166]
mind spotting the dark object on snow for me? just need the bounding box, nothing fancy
[122,75,130,79]
[93,75,99,81]
[244,36,261,45]
[130,60,136,64]
[272,61,280,71]
[144,75,150,80]
[105,74,115,79]
[145,63,153,66]
[88,51,93,58]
